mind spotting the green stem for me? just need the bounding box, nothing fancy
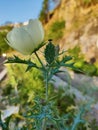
[45,71,48,102]
[34,51,49,130]
[42,118,46,130]
[42,72,48,130]
[34,51,48,102]
[34,51,44,68]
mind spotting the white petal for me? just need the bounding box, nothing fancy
[25,19,44,49]
[7,27,34,55]
[6,19,44,55]
[1,106,19,121]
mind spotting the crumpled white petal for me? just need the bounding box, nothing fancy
[26,19,44,49]
[7,27,34,55]
[6,19,44,55]
[1,106,19,121]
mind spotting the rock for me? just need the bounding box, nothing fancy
[51,67,98,122]
[45,0,98,61]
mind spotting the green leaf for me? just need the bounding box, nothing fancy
[62,56,72,63]
[5,55,38,71]
[5,55,28,64]
[33,41,46,53]
[4,116,12,129]
[25,63,36,72]
[44,41,55,64]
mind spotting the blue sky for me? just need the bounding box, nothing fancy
[0,0,43,25]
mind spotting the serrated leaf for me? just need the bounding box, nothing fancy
[44,42,55,64]
[25,63,36,72]
[33,41,46,53]
[5,55,38,71]
[5,55,27,64]
[63,63,74,67]
[62,56,72,63]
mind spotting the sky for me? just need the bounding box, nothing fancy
[0,0,43,25]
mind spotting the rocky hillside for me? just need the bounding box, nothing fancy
[45,0,98,62]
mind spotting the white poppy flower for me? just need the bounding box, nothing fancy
[6,19,44,55]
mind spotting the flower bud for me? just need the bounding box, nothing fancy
[6,19,44,55]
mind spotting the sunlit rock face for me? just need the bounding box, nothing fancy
[64,0,98,61]
[60,16,98,61]
[45,0,98,61]
[64,0,77,29]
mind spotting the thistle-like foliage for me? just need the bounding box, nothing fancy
[44,41,56,64]
[3,40,91,130]
[5,55,38,72]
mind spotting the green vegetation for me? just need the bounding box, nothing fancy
[39,0,49,23]
[1,42,98,129]
[47,20,65,40]
[1,1,98,127]
[0,25,13,55]
[1,69,97,129]
[0,31,9,54]
[68,45,98,76]
[76,0,98,7]
[1,69,98,129]
[82,0,98,6]
[2,63,45,105]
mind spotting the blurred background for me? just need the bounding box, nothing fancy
[0,0,98,123]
